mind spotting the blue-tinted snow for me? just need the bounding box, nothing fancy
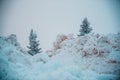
[0,33,120,80]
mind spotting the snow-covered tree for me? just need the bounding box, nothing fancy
[78,18,92,36]
[27,29,42,56]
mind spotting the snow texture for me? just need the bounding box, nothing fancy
[0,33,120,80]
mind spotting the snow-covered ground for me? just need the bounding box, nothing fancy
[0,33,120,80]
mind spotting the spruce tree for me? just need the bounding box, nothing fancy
[78,18,92,36]
[27,29,41,56]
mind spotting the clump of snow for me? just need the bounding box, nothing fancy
[4,34,27,54]
[5,34,18,46]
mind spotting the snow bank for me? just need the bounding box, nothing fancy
[49,33,120,79]
[0,36,31,80]
[0,33,120,80]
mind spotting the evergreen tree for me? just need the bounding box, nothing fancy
[78,18,92,36]
[27,29,41,56]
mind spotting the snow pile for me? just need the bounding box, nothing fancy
[0,33,120,80]
[50,33,120,79]
[0,36,31,80]
[4,34,27,54]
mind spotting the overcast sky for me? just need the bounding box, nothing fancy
[0,0,120,51]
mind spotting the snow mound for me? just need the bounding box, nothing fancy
[4,34,27,54]
[0,33,120,80]
[0,36,31,80]
[49,33,120,79]
[0,35,49,80]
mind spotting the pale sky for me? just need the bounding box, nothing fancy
[0,0,120,51]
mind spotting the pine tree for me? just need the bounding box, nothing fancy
[27,29,42,56]
[78,18,92,36]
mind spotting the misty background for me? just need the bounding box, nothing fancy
[0,0,120,51]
